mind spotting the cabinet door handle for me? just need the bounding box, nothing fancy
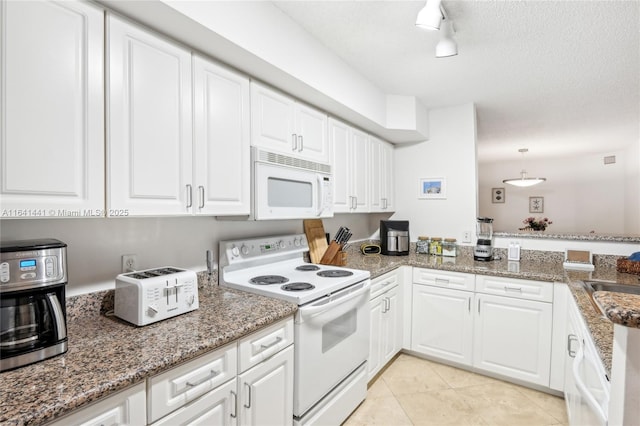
[298,135,303,152]
[260,336,283,351]
[198,186,205,209]
[478,298,481,314]
[186,184,193,208]
[292,133,297,151]
[468,297,471,312]
[186,369,219,387]
[244,383,252,409]
[230,390,237,418]
[567,334,579,358]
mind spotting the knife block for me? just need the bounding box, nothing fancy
[319,241,347,266]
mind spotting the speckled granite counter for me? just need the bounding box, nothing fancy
[342,244,640,378]
[0,279,297,426]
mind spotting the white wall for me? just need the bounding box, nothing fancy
[624,140,640,233]
[479,148,638,234]
[0,214,377,296]
[392,104,478,244]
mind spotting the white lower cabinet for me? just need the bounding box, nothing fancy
[237,345,294,426]
[48,382,146,426]
[473,293,552,386]
[368,270,403,381]
[411,269,554,388]
[411,284,473,366]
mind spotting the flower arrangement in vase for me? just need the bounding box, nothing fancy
[520,217,552,231]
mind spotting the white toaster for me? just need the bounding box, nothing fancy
[114,267,199,326]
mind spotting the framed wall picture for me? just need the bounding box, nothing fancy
[492,187,505,203]
[529,196,544,213]
[418,177,446,199]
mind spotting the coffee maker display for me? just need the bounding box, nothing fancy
[474,217,494,261]
[380,220,410,256]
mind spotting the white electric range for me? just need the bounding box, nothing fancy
[219,234,370,426]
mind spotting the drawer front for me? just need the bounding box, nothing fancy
[370,270,399,300]
[412,268,475,291]
[148,343,237,423]
[151,379,237,426]
[475,275,553,302]
[49,382,146,426]
[238,317,294,373]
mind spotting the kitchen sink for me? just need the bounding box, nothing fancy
[582,280,640,296]
[580,280,640,316]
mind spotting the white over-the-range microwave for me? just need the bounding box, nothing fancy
[252,147,333,220]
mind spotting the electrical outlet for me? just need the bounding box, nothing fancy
[462,231,472,243]
[121,254,137,273]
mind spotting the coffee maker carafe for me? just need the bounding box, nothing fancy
[380,220,409,256]
[474,217,494,261]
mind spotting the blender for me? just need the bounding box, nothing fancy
[474,217,494,261]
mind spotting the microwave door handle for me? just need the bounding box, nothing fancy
[316,175,325,216]
[46,292,67,340]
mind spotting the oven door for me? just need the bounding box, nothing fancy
[254,161,332,220]
[294,280,370,416]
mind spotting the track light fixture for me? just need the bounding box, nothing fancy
[416,0,458,58]
[415,0,443,30]
[436,20,457,58]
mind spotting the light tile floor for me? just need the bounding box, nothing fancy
[344,354,569,426]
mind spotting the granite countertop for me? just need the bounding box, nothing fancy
[342,244,640,378]
[0,278,297,426]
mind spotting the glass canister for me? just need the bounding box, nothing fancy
[442,238,457,257]
[429,237,442,255]
[416,236,430,254]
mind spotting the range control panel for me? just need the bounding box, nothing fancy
[220,234,309,267]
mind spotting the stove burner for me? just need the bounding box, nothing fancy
[281,282,315,291]
[317,270,354,278]
[295,264,321,272]
[249,275,289,285]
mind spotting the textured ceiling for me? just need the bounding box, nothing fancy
[273,0,640,162]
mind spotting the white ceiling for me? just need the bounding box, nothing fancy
[273,0,640,162]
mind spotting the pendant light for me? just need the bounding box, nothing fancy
[502,148,547,187]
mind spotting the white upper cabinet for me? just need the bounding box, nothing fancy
[0,0,104,218]
[370,137,394,212]
[107,14,193,216]
[251,82,329,164]
[193,55,250,216]
[330,118,370,213]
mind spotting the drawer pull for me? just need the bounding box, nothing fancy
[504,286,523,292]
[435,278,450,285]
[186,369,219,387]
[381,280,392,287]
[260,336,283,350]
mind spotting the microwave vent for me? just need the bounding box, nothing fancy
[256,149,331,174]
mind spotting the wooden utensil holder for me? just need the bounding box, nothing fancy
[319,241,347,266]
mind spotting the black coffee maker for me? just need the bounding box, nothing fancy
[380,220,410,256]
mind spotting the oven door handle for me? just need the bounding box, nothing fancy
[299,281,370,320]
